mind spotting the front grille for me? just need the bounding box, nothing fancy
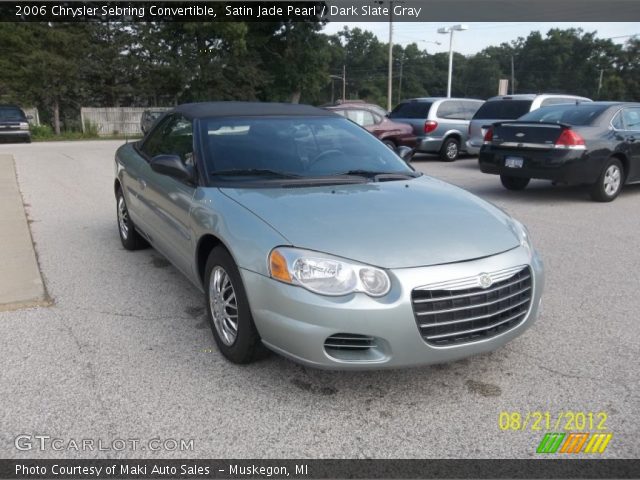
[412,266,532,346]
[324,333,375,352]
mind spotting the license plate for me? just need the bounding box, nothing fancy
[505,156,524,168]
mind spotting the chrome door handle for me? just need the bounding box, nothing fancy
[139,179,147,189]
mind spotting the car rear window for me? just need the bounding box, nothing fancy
[0,107,26,121]
[389,102,432,119]
[518,104,610,126]
[472,100,533,120]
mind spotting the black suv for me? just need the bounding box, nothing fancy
[0,105,31,143]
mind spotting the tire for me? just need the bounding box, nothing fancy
[204,247,267,364]
[24,136,32,144]
[382,140,396,151]
[440,137,460,162]
[500,175,530,191]
[590,158,623,202]
[116,188,148,250]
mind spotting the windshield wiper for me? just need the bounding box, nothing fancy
[211,169,301,179]
[336,169,419,178]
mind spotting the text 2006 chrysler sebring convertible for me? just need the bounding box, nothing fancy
[114,102,544,369]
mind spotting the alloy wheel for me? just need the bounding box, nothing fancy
[209,266,239,346]
[603,164,621,196]
[446,142,458,159]
[117,196,130,240]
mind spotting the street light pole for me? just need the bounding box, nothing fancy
[437,24,468,98]
[387,2,394,111]
[446,29,454,98]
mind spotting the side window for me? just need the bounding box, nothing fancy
[346,109,376,127]
[437,101,466,120]
[463,101,482,120]
[141,115,194,165]
[541,97,577,107]
[611,111,624,130]
[622,108,640,131]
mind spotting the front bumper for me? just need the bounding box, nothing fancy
[0,130,30,141]
[242,247,544,370]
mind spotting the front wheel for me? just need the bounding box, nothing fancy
[500,175,530,191]
[116,189,148,250]
[590,158,623,202]
[204,247,267,364]
[440,138,460,162]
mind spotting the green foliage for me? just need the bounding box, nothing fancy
[1,22,638,134]
[30,124,54,139]
[83,120,99,137]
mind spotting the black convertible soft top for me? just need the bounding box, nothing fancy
[174,102,337,119]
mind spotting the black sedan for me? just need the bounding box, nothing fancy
[479,102,640,201]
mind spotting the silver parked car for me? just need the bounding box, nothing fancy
[466,94,592,155]
[388,97,484,161]
[114,102,544,369]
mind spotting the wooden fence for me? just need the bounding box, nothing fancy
[80,107,172,136]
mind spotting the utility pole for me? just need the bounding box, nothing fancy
[342,64,346,102]
[597,68,604,98]
[510,55,515,94]
[387,1,393,111]
[397,55,404,104]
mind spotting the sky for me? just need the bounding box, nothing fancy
[321,22,640,55]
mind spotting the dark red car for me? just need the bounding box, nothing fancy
[324,102,417,151]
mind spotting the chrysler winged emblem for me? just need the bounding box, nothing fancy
[478,273,493,289]
[515,132,526,138]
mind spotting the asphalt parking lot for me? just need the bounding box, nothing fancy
[0,140,638,459]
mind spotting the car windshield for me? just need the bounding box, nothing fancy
[518,104,610,126]
[473,100,533,120]
[388,102,432,119]
[200,116,415,183]
[0,107,26,121]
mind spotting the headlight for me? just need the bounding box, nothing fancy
[509,218,533,258]
[19,122,29,130]
[269,247,390,297]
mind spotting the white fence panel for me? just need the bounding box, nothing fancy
[23,107,40,126]
[80,107,172,136]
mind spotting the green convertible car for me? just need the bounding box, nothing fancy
[114,102,544,369]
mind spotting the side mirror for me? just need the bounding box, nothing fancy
[396,146,414,163]
[150,154,192,181]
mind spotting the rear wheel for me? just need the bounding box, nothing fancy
[116,188,148,250]
[590,158,623,202]
[440,137,460,162]
[500,175,530,191]
[382,140,396,151]
[204,247,267,364]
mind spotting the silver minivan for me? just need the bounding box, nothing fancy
[466,94,592,155]
[388,97,484,161]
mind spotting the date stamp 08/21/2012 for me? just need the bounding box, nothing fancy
[499,411,613,455]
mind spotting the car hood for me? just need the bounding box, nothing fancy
[220,176,520,269]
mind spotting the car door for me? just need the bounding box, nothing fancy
[137,114,197,278]
[436,100,467,138]
[617,107,640,182]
